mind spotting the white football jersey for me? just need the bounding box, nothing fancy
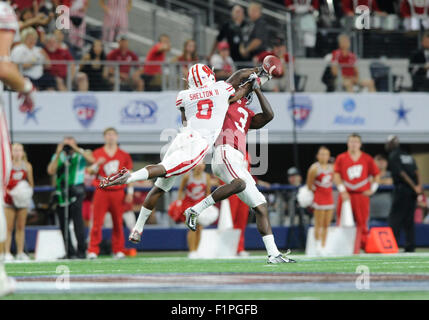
[175,81,235,145]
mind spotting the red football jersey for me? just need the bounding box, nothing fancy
[4,164,28,205]
[215,98,255,156]
[334,151,380,193]
[93,147,133,190]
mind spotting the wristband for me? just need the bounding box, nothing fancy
[337,184,346,193]
[127,186,134,195]
[371,182,379,193]
[22,78,33,94]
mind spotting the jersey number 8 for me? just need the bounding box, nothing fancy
[196,99,213,119]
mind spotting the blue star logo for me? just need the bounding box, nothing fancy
[24,107,41,124]
[393,101,411,125]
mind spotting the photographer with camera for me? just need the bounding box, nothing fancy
[47,137,94,259]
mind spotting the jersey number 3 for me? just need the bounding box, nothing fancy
[234,107,249,133]
[196,99,213,119]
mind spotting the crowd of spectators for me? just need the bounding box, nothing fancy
[7,0,429,93]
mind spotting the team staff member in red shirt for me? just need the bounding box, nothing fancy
[141,34,171,91]
[331,34,376,92]
[334,133,380,252]
[87,128,133,259]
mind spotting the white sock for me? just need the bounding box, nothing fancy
[262,234,281,257]
[127,168,149,183]
[191,195,215,215]
[134,206,152,233]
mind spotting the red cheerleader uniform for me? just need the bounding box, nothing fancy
[4,162,28,207]
[312,163,334,210]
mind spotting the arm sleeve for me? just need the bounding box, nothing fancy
[176,91,185,110]
[222,81,235,97]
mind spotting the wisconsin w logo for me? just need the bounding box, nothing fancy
[347,165,363,180]
[103,160,120,176]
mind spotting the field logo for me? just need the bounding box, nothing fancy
[355,265,370,290]
[73,95,98,128]
[288,95,312,128]
[121,100,158,124]
[333,98,365,126]
[55,265,70,290]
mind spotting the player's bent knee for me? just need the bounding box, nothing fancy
[232,178,246,193]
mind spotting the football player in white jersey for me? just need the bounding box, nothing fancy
[0,0,35,297]
[100,64,262,243]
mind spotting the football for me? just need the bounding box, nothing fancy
[262,55,283,77]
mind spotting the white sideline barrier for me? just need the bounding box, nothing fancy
[35,229,66,261]
[305,226,357,257]
[196,199,240,258]
[196,229,241,259]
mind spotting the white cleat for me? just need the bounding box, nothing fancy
[267,249,297,264]
[128,229,142,244]
[16,253,30,261]
[187,251,199,259]
[184,207,198,232]
[87,252,98,260]
[4,253,14,262]
[113,252,126,259]
[238,250,250,257]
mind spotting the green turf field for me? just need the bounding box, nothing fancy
[3,251,429,300]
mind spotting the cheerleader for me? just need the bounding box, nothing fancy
[306,146,334,255]
[4,143,34,261]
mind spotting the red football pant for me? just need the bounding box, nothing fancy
[229,194,249,253]
[337,192,370,251]
[88,189,125,255]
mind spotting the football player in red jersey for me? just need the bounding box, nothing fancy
[87,128,133,259]
[305,146,334,255]
[0,1,35,296]
[100,67,260,244]
[184,74,296,263]
[333,133,380,252]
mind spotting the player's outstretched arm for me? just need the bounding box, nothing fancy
[249,88,274,129]
[226,67,261,89]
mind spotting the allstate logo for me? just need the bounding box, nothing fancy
[334,98,365,126]
[73,95,97,128]
[121,100,157,124]
[343,98,356,113]
[288,96,312,128]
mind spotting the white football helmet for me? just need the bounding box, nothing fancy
[187,63,216,88]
